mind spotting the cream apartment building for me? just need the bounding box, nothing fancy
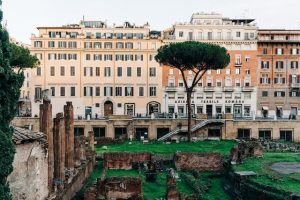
[162,12,258,119]
[30,21,162,118]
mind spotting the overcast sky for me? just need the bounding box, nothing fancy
[3,0,300,43]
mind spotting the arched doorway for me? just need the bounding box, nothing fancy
[147,101,161,115]
[104,101,113,116]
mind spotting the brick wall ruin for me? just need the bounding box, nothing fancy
[174,152,223,171]
[84,177,142,200]
[103,152,152,169]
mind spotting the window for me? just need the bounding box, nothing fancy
[135,54,143,61]
[244,106,251,117]
[196,106,203,114]
[137,67,141,77]
[60,87,65,96]
[50,66,55,76]
[50,87,55,96]
[70,66,75,76]
[139,87,144,96]
[84,42,92,49]
[86,32,92,38]
[125,42,133,49]
[93,127,105,138]
[94,42,101,49]
[226,69,231,75]
[74,127,84,137]
[49,31,56,38]
[216,80,222,87]
[276,61,284,69]
[58,41,66,48]
[208,32,212,40]
[276,48,284,55]
[36,67,41,76]
[68,41,77,48]
[34,87,42,100]
[115,87,122,96]
[116,54,124,61]
[116,42,124,49]
[280,130,293,141]
[259,130,271,140]
[95,32,101,39]
[68,53,77,60]
[261,61,269,69]
[245,56,250,63]
[48,41,55,48]
[60,66,65,76]
[235,68,240,74]
[85,54,91,60]
[104,87,113,96]
[260,74,270,84]
[236,32,241,37]
[235,79,241,87]
[84,67,93,76]
[104,67,111,77]
[274,91,285,97]
[34,41,42,48]
[125,87,134,96]
[96,67,100,76]
[70,87,75,96]
[225,106,231,113]
[149,67,156,77]
[35,53,42,60]
[104,42,112,49]
[290,91,300,97]
[274,74,285,84]
[262,91,268,97]
[116,33,123,39]
[48,53,57,60]
[263,48,268,54]
[235,55,241,64]
[237,129,250,139]
[104,54,113,61]
[206,79,212,87]
[95,87,100,96]
[149,87,156,96]
[179,31,184,37]
[216,69,221,74]
[58,54,66,60]
[291,61,299,69]
[125,55,134,61]
[94,54,102,61]
[127,67,132,77]
[291,48,299,55]
[117,67,122,77]
[84,86,93,96]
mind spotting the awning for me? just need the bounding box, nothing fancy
[262,106,269,110]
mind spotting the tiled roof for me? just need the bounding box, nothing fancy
[13,127,47,149]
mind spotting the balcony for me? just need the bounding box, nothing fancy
[234,62,242,67]
[165,86,177,92]
[290,83,300,88]
[204,86,214,92]
[223,86,233,92]
[242,86,254,92]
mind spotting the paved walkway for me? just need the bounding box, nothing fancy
[270,162,300,174]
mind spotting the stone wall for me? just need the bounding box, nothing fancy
[103,152,152,169]
[174,153,223,171]
[8,141,48,200]
[85,177,142,200]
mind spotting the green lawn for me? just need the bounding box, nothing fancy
[233,152,300,193]
[95,140,235,155]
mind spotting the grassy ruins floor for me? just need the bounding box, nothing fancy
[233,152,300,193]
[95,140,235,155]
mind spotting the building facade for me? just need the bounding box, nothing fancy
[257,30,300,119]
[162,12,258,118]
[30,21,162,118]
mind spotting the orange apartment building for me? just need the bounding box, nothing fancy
[257,30,300,119]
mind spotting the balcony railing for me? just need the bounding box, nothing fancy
[290,83,300,88]
[165,86,177,92]
[242,86,254,92]
[234,62,242,67]
[223,86,233,92]
[204,86,214,92]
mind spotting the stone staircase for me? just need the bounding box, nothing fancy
[158,119,224,141]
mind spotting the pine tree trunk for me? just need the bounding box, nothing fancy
[187,91,192,142]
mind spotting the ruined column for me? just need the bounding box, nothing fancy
[53,112,65,187]
[64,102,74,171]
[88,131,95,152]
[74,137,82,167]
[39,100,54,191]
[80,136,87,162]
